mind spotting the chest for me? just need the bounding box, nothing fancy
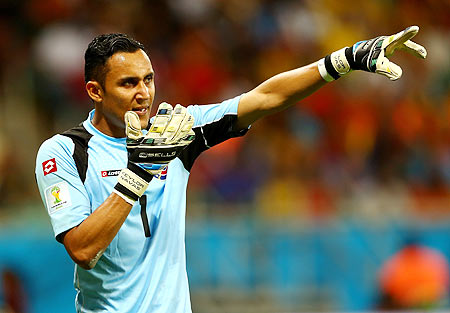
[82,139,189,247]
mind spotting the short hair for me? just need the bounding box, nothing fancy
[84,33,146,88]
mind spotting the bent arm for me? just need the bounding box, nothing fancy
[62,194,132,270]
[236,62,326,130]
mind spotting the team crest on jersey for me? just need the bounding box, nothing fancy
[42,158,57,176]
[154,166,168,180]
[44,181,72,214]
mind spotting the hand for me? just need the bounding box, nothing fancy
[113,103,195,203]
[126,102,195,175]
[318,26,427,81]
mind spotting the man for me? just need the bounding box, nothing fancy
[35,27,426,312]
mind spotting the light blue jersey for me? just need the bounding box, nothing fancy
[35,95,247,313]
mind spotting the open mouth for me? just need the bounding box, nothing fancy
[132,107,148,115]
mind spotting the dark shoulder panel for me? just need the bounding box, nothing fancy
[61,124,93,183]
[178,114,248,172]
[177,127,208,172]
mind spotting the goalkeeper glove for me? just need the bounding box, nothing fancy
[318,25,427,81]
[113,103,195,204]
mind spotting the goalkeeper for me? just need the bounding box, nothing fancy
[35,27,426,313]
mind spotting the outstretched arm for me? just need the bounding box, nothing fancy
[236,25,427,130]
[236,62,325,130]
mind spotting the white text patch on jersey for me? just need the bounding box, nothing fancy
[44,181,72,214]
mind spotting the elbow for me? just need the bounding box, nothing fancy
[78,263,94,270]
[62,231,104,270]
[78,260,96,271]
[70,250,97,270]
[67,248,103,270]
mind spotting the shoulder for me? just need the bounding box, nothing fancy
[60,124,93,143]
[36,124,94,175]
[37,134,75,161]
[37,125,93,158]
[35,133,77,184]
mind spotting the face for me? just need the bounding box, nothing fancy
[90,49,155,137]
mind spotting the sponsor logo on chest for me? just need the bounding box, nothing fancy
[100,167,168,180]
[101,170,121,177]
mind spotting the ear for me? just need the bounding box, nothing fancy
[86,81,104,103]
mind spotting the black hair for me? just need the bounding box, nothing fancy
[84,33,146,88]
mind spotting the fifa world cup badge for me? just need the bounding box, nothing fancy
[44,182,72,214]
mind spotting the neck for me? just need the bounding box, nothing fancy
[92,108,125,138]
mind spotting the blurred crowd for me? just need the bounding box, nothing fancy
[0,0,448,224]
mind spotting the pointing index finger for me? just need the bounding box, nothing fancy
[385,25,420,57]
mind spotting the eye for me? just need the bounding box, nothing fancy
[144,74,153,85]
[120,78,138,88]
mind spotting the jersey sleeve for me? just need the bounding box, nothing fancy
[35,135,91,242]
[180,94,249,171]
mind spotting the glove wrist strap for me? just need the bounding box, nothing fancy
[344,47,357,69]
[318,58,335,82]
[126,162,154,183]
[112,189,136,205]
[318,47,352,82]
[114,164,153,201]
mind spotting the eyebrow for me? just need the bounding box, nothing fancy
[117,72,154,84]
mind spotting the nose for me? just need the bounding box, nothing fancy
[136,81,150,101]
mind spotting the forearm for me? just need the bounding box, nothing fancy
[253,62,325,108]
[63,193,132,269]
[236,62,326,129]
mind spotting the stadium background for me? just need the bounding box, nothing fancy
[0,0,449,312]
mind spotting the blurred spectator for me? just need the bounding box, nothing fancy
[1,268,28,313]
[0,134,22,207]
[378,238,450,310]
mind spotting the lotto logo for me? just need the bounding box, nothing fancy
[101,170,120,177]
[42,158,57,176]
